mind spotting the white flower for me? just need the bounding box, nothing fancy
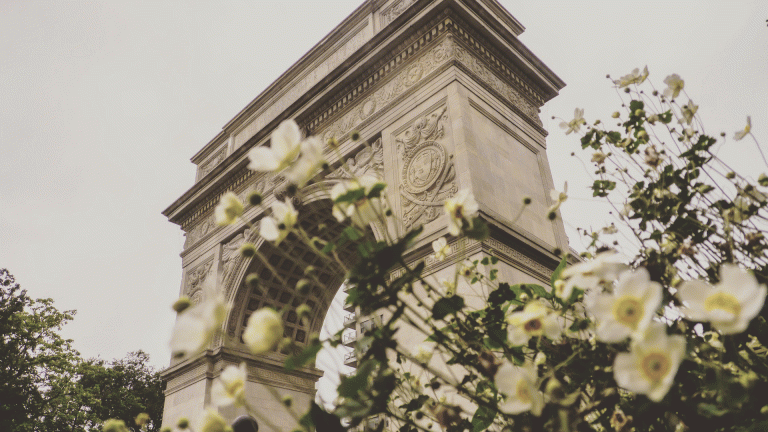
[441,280,456,297]
[197,408,228,432]
[432,237,451,261]
[214,192,244,226]
[285,136,326,187]
[585,268,662,343]
[243,307,283,354]
[613,66,649,88]
[170,293,228,359]
[413,343,434,364]
[260,199,298,245]
[557,251,628,300]
[444,189,479,236]
[506,300,561,346]
[548,182,568,214]
[613,322,685,402]
[678,264,767,334]
[494,361,544,416]
[591,151,607,164]
[247,119,302,172]
[211,363,247,407]
[559,108,586,135]
[734,116,752,141]
[662,74,684,99]
[602,224,618,235]
[331,176,387,227]
[680,100,698,125]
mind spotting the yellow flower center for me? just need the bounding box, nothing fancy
[515,379,532,404]
[640,352,671,382]
[613,296,644,329]
[226,380,244,397]
[704,292,741,317]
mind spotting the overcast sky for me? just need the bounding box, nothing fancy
[1,0,766,393]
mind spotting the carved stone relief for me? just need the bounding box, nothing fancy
[326,138,384,181]
[397,106,457,231]
[380,0,418,27]
[184,215,215,249]
[452,43,542,126]
[197,145,228,181]
[318,35,455,144]
[221,228,257,297]
[185,258,214,304]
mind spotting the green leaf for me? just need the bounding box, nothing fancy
[402,395,429,412]
[471,405,496,432]
[343,226,363,241]
[367,182,387,199]
[333,188,365,204]
[337,359,379,397]
[551,256,568,290]
[284,341,322,371]
[527,284,552,300]
[464,217,489,241]
[433,296,465,320]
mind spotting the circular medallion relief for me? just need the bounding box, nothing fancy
[402,141,446,194]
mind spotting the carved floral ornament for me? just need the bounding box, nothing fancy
[397,106,457,231]
[185,258,214,305]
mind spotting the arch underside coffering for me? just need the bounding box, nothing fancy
[223,198,360,357]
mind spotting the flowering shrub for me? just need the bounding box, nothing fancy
[108,69,767,432]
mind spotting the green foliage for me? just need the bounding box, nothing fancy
[0,268,78,432]
[0,270,163,432]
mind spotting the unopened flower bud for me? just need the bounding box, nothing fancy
[245,273,259,289]
[239,242,257,258]
[282,395,293,407]
[637,130,648,140]
[547,211,557,221]
[247,191,263,206]
[519,293,529,302]
[611,112,620,118]
[522,196,532,205]
[726,171,736,179]
[304,265,316,276]
[350,130,361,141]
[634,109,645,117]
[327,136,339,148]
[296,304,312,320]
[296,279,311,295]
[173,296,192,313]
[135,413,150,427]
[160,428,172,432]
[309,332,320,344]
[177,418,190,429]
[103,419,129,432]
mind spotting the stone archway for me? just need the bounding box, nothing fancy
[161,0,568,428]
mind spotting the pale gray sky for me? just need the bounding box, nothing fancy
[1,0,765,390]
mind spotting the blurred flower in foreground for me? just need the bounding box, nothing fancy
[215,192,244,226]
[548,182,568,214]
[734,116,752,141]
[613,66,649,88]
[585,268,661,343]
[506,300,561,346]
[557,251,627,300]
[444,189,479,236]
[678,264,767,334]
[613,322,685,402]
[243,308,283,354]
[248,119,302,172]
[260,199,298,245]
[432,237,451,261]
[198,409,229,432]
[211,363,247,407]
[495,361,544,415]
[170,290,228,359]
[662,74,684,99]
[286,136,326,187]
[331,176,387,228]
[560,108,586,135]
[102,419,129,432]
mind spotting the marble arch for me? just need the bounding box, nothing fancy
[161,0,567,429]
